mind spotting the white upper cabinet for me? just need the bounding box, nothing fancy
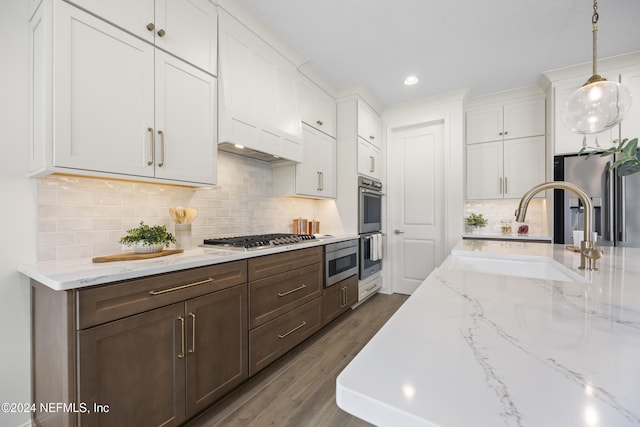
[218,10,303,162]
[466,136,545,200]
[466,96,545,144]
[273,124,336,199]
[67,0,217,75]
[31,0,217,186]
[357,138,382,181]
[153,51,217,184]
[619,66,640,143]
[465,91,546,200]
[357,102,382,149]
[298,75,336,138]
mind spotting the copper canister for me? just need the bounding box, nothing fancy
[293,218,308,234]
[308,220,320,234]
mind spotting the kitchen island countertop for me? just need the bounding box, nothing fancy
[19,234,358,291]
[336,239,640,426]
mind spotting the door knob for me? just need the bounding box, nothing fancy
[394,229,404,234]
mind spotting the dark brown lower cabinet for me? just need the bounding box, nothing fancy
[31,260,248,427]
[77,303,187,427]
[77,284,248,427]
[322,274,358,324]
[185,286,248,416]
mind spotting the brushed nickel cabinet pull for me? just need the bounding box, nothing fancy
[504,177,508,194]
[147,127,155,165]
[369,135,375,140]
[504,130,509,136]
[157,29,166,37]
[369,156,374,173]
[277,284,306,297]
[365,284,377,292]
[499,177,503,194]
[316,120,323,126]
[277,321,306,339]
[149,277,214,296]
[320,171,324,191]
[146,23,155,31]
[188,312,196,354]
[498,131,503,136]
[157,130,165,167]
[317,171,322,191]
[177,316,185,359]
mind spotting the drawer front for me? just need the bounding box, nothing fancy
[249,262,322,328]
[249,297,322,376]
[76,260,247,329]
[248,246,323,281]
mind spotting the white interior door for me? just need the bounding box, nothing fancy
[389,122,445,295]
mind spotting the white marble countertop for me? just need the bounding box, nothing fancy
[337,239,640,427]
[19,234,358,291]
[461,231,553,241]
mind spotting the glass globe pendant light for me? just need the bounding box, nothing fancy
[561,0,632,135]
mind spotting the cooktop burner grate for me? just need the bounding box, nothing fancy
[202,233,316,250]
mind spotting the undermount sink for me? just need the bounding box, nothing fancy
[448,254,589,284]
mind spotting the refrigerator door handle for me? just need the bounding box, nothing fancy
[618,173,627,242]
[605,163,615,242]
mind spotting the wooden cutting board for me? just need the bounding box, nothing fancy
[92,249,184,263]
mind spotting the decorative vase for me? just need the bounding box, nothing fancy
[175,223,192,250]
[133,242,164,254]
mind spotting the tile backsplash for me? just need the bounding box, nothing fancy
[464,198,549,236]
[37,152,328,261]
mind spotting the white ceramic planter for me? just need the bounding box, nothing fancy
[133,242,164,254]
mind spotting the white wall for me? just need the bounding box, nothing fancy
[0,0,36,426]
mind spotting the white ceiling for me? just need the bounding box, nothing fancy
[242,0,640,106]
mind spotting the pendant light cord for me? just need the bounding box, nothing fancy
[592,0,599,76]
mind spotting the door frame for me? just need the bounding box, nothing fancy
[381,91,466,294]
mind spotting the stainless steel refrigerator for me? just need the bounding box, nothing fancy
[553,154,640,247]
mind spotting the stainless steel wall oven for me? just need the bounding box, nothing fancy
[358,176,382,234]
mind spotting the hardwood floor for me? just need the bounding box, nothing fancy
[186,293,408,427]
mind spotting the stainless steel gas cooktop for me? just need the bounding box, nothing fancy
[201,233,316,251]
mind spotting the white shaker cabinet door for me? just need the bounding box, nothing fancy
[67,0,155,43]
[357,103,382,149]
[357,139,382,181]
[154,52,217,185]
[466,141,503,200]
[620,67,640,141]
[69,0,217,75]
[503,136,545,198]
[315,130,336,198]
[466,105,503,144]
[502,98,545,141]
[154,0,218,75]
[53,1,155,177]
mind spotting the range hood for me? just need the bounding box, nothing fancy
[218,142,292,163]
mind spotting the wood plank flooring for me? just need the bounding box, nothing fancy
[186,293,408,427]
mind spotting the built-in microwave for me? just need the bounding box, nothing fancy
[325,239,359,287]
[358,177,382,234]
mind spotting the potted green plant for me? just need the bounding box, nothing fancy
[580,137,640,176]
[120,221,176,253]
[465,213,488,233]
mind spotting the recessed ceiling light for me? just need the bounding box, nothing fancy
[404,76,419,86]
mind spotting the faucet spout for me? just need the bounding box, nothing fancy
[515,181,602,270]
